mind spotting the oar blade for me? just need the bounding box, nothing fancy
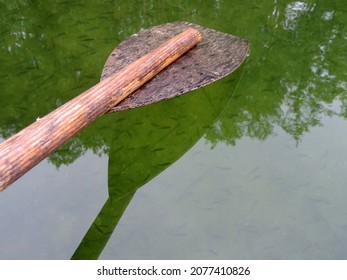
[102,21,249,112]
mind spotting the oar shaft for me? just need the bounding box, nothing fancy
[0,28,202,191]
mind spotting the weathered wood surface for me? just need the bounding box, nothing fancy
[0,28,202,191]
[102,21,249,112]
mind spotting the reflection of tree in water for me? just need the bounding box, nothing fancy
[206,1,347,145]
[1,0,346,167]
[0,1,126,166]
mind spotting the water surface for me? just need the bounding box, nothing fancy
[1,0,347,259]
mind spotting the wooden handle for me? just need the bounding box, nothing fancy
[0,28,202,191]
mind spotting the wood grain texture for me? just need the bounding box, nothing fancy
[0,27,202,191]
[102,22,249,112]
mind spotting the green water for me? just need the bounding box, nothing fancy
[1,0,347,259]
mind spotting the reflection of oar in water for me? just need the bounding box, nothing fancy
[71,21,249,259]
[71,65,245,260]
[0,21,248,191]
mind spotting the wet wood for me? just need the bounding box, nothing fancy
[0,27,202,191]
[102,21,249,112]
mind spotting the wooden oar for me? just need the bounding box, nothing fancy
[0,22,249,191]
